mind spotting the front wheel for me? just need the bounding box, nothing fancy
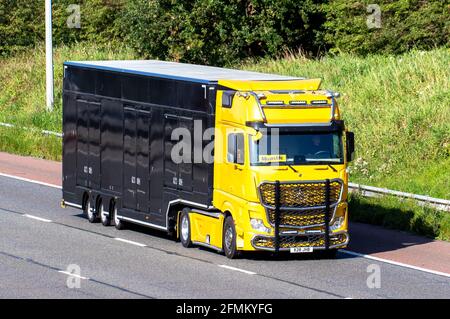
[179,209,192,248]
[223,216,241,259]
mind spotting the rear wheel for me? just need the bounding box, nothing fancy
[112,204,125,230]
[179,209,192,248]
[223,216,240,259]
[100,201,111,226]
[85,197,98,223]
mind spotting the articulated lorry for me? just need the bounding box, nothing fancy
[61,60,354,258]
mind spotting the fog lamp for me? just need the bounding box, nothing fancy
[250,218,271,233]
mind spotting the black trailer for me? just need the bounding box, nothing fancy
[61,60,293,232]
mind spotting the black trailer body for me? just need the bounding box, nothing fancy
[62,60,295,232]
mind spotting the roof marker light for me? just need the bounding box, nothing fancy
[289,100,307,106]
[311,100,329,105]
[265,101,284,106]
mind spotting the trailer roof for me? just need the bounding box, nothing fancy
[64,60,302,84]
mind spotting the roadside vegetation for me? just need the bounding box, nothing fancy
[1,0,449,241]
[1,44,448,199]
[0,43,137,160]
[246,48,450,199]
[349,194,450,241]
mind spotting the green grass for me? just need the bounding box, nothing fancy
[243,49,450,199]
[0,43,449,200]
[0,126,62,161]
[349,194,450,241]
[0,42,138,132]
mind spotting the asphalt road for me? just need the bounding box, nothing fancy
[0,175,449,299]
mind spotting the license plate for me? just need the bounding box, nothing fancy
[290,247,313,253]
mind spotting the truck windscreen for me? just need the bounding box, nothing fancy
[250,131,343,166]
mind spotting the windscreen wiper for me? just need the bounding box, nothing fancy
[287,164,298,173]
[328,164,337,172]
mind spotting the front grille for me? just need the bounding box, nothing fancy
[267,208,325,227]
[259,180,342,208]
[259,180,343,228]
[253,233,348,250]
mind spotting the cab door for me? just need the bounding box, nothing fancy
[222,131,246,197]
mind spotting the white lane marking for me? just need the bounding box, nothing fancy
[218,264,257,275]
[58,271,89,280]
[0,172,61,189]
[3,171,450,279]
[341,250,450,278]
[114,238,147,247]
[24,214,52,223]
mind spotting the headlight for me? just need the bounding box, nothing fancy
[330,216,345,231]
[250,218,271,233]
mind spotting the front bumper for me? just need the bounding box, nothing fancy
[251,231,349,252]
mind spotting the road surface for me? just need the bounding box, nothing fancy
[0,152,449,298]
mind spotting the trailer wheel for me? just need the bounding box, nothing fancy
[100,201,111,226]
[112,204,125,230]
[223,216,241,259]
[179,209,192,248]
[85,197,98,223]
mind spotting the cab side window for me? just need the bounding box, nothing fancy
[227,133,245,165]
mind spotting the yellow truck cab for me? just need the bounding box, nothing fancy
[186,79,354,258]
[62,61,354,259]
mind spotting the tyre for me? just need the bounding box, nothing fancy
[223,215,241,259]
[179,209,192,248]
[100,201,111,226]
[85,197,98,223]
[112,204,125,230]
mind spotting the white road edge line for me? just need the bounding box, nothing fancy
[114,237,147,247]
[58,270,89,280]
[218,264,257,275]
[341,249,450,278]
[0,172,61,189]
[24,214,52,223]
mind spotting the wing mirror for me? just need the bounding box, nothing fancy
[346,131,355,162]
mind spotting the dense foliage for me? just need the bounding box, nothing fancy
[119,0,323,65]
[321,0,450,55]
[0,0,123,57]
[1,0,448,62]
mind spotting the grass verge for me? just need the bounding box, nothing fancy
[349,193,450,241]
[0,43,449,199]
[244,48,450,199]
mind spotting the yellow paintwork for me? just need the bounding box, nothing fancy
[219,79,322,91]
[184,79,350,252]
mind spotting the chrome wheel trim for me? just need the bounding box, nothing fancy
[225,226,233,251]
[113,207,120,226]
[181,214,189,241]
[100,204,108,223]
[86,201,93,219]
